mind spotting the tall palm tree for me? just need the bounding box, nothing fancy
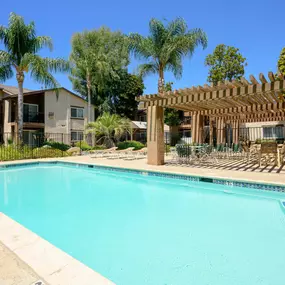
[86,112,130,147]
[0,12,70,141]
[129,17,207,93]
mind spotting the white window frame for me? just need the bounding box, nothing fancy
[71,107,84,119]
[263,125,283,139]
[71,131,84,141]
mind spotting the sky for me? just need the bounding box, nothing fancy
[0,0,284,95]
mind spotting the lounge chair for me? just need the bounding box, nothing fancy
[124,147,147,160]
[109,147,135,159]
[259,142,279,167]
[91,147,117,158]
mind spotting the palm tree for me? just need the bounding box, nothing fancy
[86,112,130,147]
[0,12,70,141]
[129,17,207,93]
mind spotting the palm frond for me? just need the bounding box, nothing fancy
[32,36,53,52]
[138,63,158,78]
[128,33,153,60]
[0,50,14,82]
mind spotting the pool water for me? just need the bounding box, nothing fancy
[1,164,285,285]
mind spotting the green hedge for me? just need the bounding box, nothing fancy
[75,141,92,151]
[0,146,68,161]
[117,141,145,150]
[44,141,70,151]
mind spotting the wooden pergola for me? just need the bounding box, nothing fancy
[136,72,285,165]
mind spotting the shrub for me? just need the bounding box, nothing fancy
[75,141,92,151]
[92,145,106,150]
[0,145,69,161]
[44,141,70,151]
[117,140,145,150]
[33,148,69,158]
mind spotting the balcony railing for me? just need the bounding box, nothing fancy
[181,116,192,125]
[23,112,44,123]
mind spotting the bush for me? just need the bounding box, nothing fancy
[44,141,70,151]
[0,145,69,161]
[33,148,69,158]
[92,145,106,150]
[117,140,145,150]
[75,141,92,151]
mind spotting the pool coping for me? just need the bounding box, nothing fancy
[1,159,284,192]
[0,159,284,284]
[0,213,115,285]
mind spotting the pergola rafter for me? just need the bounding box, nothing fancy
[136,72,285,165]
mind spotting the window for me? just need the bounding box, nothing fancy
[138,115,147,122]
[263,125,284,139]
[71,107,84,119]
[71,131,84,141]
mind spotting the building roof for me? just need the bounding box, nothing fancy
[131,120,169,131]
[0,84,31,95]
[0,84,87,103]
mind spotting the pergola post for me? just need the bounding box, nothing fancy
[147,105,165,165]
[216,117,221,145]
[191,113,197,143]
[209,119,213,145]
[198,114,204,144]
[221,117,225,145]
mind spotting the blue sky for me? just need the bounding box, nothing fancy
[0,0,284,95]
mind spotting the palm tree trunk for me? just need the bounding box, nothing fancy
[158,67,165,94]
[86,72,91,123]
[16,73,24,144]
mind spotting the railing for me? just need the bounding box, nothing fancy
[180,116,192,125]
[23,111,44,123]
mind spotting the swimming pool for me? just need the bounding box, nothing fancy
[0,162,285,285]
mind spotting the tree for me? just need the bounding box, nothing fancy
[278,47,285,75]
[0,13,70,141]
[129,17,207,93]
[205,44,247,85]
[163,82,182,126]
[100,71,144,119]
[70,27,129,120]
[86,112,130,147]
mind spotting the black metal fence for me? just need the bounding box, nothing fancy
[0,125,284,162]
[0,132,97,162]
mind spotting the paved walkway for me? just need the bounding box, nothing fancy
[0,241,44,285]
[57,155,285,185]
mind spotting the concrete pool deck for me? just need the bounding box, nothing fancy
[0,155,284,284]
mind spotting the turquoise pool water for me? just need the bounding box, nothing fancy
[0,164,285,285]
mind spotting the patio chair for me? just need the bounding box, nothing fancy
[91,147,117,158]
[124,147,147,160]
[241,141,258,163]
[279,143,285,165]
[259,142,279,167]
[109,147,135,159]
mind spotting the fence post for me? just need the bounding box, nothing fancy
[80,139,82,156]
[61,133,64,157]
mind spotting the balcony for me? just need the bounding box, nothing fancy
[180,116,192,125]
[23,111,44,123]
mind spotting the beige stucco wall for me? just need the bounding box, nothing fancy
[44,89,94,135]
[241,121,285,141]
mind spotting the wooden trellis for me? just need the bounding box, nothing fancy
[137,72,285,121]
